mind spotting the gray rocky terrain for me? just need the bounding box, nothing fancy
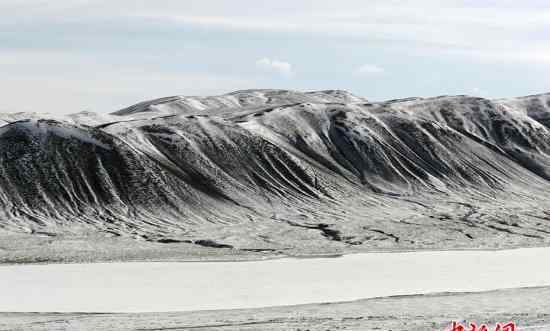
[2,89,550,262]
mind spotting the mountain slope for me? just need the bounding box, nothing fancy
[2,90,550,262]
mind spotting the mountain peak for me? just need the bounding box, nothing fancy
[113,89,367,116]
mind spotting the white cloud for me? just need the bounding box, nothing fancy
[256,58,293,77]
[357,64,384,75]
[2,1,550,64]
[125,2,550,65]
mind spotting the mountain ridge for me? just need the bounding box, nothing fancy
[2,89,550,262]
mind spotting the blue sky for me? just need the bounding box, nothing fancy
[1,0,550,113]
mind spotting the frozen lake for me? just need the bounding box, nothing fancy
[2,247,550,313]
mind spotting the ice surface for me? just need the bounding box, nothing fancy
[2,247,550,312]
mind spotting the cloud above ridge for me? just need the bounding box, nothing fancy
[256,58,293,77]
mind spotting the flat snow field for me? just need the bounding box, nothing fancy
[2,247,550,313]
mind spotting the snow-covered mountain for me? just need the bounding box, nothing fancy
[2,90,550,254]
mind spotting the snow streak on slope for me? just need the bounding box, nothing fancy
[2,90,550,255]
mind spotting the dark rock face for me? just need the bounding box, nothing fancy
[2,90,550,250]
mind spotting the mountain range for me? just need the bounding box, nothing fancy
[2,89,550,257]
